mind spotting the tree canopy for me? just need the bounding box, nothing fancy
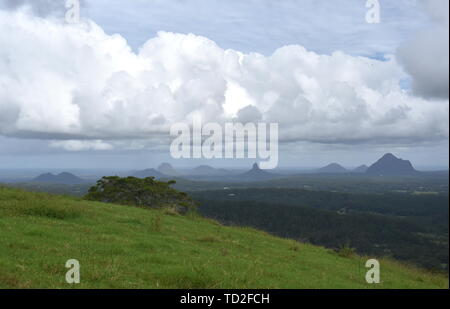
[84,176,197,214]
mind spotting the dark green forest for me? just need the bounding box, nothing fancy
[192,188,449,271]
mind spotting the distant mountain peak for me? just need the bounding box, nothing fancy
[317,163,348,174]
[366,153,417,176]
[132,168,164,179]
[381,152,399,160]
[58,172,74,177]
[353,165,369,173]
[158,163,179,176]
[158,162,173,169]
[237,162,277,181]
[193,165,215,171]
[188,165,233,177]
[327,163,342,167]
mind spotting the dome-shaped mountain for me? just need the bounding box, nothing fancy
[317,163,348,174]
[157,163,180,176]
[132,168,165,179]
[353,165,369,173]
[366,153,417,176]
[192,165,216,175]
[188,165,232,177]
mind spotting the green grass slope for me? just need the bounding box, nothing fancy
[0,186,447,289]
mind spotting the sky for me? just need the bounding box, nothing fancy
[0,0,448,170]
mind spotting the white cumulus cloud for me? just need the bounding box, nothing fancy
[0,8,448,151]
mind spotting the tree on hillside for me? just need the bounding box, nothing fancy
[84,176,197,214]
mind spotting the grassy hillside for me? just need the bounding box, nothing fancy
[0,186,447,289]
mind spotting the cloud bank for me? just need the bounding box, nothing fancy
[396,0,449,99]
[0,8,448,152]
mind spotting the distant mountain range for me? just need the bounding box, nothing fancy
[134,163,278,181]
[33,172,86,185]
[131,153,419,181]
[10,152,425,189]
[131,164,234,180]
[366,153,418,176]
[313,153,417,176]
